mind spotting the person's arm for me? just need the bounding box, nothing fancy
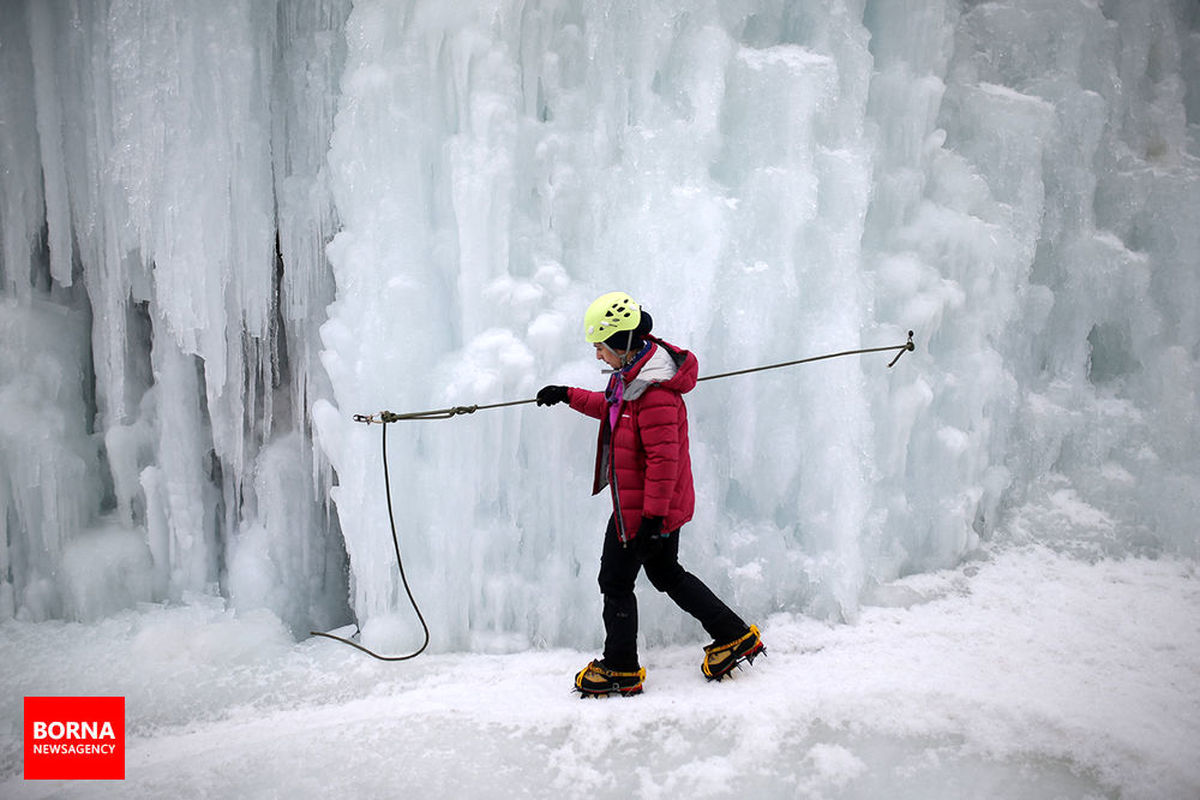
[536,385,607,419]
[568,387,607,419]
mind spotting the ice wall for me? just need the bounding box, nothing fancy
[1,0,1197,651]
[316,0,1199,653]
[0,0,354,632]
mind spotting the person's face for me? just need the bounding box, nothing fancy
[594,342,625,369]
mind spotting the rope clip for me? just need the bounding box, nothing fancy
[887,331,916,368]
[353,411,402,425]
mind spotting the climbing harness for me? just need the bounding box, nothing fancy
[316,331,915,659]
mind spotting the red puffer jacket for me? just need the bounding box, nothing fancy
[567,337,698,541]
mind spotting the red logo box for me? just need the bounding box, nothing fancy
[24,696,125,780]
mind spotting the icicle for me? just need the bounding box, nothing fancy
[0,4,43,301]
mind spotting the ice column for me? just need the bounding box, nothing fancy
[0,0,354,631]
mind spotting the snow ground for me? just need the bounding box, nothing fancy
[2,546,1197,800]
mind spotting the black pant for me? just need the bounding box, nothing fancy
[597,515,748,670]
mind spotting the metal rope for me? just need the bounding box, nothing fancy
[351,331,916,425]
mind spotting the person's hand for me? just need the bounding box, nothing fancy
[536,385,569,406]
[635,516,666,562]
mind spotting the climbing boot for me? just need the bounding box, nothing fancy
[574,659,646,697]
[702,625,765,681]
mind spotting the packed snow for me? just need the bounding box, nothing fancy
[1,0,1199,796]
[2,546,1198,798]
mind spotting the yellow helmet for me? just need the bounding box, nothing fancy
[584,291,642,344]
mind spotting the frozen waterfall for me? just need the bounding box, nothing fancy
[0,0,1197,656]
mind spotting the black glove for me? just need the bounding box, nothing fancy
[634,516,667,562]
[536,385,569,406]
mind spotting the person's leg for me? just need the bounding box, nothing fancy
[642,528,748,642]
[597,516,642,669]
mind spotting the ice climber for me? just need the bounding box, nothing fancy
[536,291,764,697]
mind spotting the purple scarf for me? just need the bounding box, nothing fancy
[605,373,624,429]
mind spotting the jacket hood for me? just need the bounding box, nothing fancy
[622,338,697,400]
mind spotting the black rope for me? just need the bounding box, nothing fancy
[309,418,430,661]
[320,330,915,660]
